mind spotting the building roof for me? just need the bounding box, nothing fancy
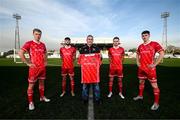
[63,37,113,44]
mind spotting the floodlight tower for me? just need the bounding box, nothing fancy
[13,13,21,62]
[161,12,170,50]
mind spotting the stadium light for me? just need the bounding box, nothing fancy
[161,12,170,50]
[13,13,21,63]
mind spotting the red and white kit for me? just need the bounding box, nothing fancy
[60,46,76,76]
[22,40,47,83]
[108,47,125,78]
[137,41,163,82]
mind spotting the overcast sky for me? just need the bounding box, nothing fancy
[0,0,180,51]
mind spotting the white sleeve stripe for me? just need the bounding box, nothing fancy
[21,48,28,52]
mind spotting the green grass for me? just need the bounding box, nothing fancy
[95,63,180,119]
[1,58,180,67]
[0,58,180,119]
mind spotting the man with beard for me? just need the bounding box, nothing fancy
[60,37,76,97]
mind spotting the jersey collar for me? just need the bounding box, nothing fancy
[65,45,71,49]
[143,40,151,45]
[33,40,41,44]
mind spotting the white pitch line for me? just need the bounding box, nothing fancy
[88,85,94,120]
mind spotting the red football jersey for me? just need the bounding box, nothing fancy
[22,40,47,67]
[137,41,163,68]
[78,53,101,84]
[60,46,76,69]
[108,47,124,69]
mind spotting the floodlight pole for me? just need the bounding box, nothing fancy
[13,13,21,62]
[161,12,170,51]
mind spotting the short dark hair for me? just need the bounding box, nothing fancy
[141,30,150,35]
[87,35,94,39]
[33,28,42,34]
[64,37,71,41]
[113,36,119,40]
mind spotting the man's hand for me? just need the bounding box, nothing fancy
[148,64,156,68]
[27,63,36,68]
[137,62,140,67]
[44,61,47,66]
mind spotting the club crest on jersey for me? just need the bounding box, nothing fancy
[92,58,96,61]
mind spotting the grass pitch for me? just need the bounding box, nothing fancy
[0,58,180,119]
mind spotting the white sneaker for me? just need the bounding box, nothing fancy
[60,92,66,97]
[119,92,125,99]
[151,103,159,110]
[29,102,35,110]
[40,96,50,102]
[71,91,75,97]
[133,96,143,101]
[107,92,113,98]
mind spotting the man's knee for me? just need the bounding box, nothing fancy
[139,79,145,84]
[151,82,158,88]
[28,83,35,89]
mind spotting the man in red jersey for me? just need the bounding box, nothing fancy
[107,37,125,99]
[60,37,76,97]
[19,28,50,110]
[133,30,164,110]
